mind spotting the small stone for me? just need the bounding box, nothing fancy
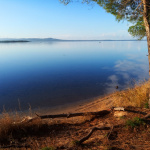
[114,111,128,118]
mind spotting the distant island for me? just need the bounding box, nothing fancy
[0,38,61,43]
[0,40,30,43]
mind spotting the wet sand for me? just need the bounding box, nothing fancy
[30,94,114,116]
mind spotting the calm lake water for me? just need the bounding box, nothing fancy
[0,41,148,111]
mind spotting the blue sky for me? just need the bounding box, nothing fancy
[0,0,134,40]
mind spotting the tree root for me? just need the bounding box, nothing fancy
[78,126,111,144]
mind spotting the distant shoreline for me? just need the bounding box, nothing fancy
[0,40,30,43]
[58,39,147,42]
[0,38,147,43]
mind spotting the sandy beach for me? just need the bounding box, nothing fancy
[30,94,114,116]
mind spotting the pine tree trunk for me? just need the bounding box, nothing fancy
[148,40,150,108]
[142,0,150,108]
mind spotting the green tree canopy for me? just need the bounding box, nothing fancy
[128,17,146,40]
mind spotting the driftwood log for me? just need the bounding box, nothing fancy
[124,108,147,115]
[27,110,111,123]
[36,110,110,119]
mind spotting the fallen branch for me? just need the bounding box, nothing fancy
[142,113,150,119]
[107,126,114,140]
[124,108,147,115]
[78,126,111,144]
[113,107,147,115]
[27,110,111,122]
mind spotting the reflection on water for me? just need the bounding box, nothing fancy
[0,41,148,111]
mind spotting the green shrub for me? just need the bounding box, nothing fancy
[126,117,145,128]
[41,147,55,150]
[144,102,149,109]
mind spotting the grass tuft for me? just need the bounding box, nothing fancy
[0,112,44,144]
[41,147,56,150]
[113,80,150,107]
[70,140,80,146]
[144,102,149,109]
[126,117,145,128]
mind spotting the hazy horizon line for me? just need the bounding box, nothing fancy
[0,37,146,41]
